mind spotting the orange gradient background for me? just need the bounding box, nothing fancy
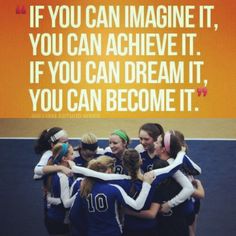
[0,0,235,118]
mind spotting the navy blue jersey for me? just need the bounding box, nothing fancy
[74,155,88,167]
[70,181,151,236]
[104,152,124,174]
[70,192,88,236]
[140,151,159,173]
[46,172,74,223]
[74,152,101,179]
[153,178,190,236]
[74,151,101,167]
[123,179,157,231]
[70,178,83,197]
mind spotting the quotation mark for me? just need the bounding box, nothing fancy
[16,5,26,14]
[197,87,208,96]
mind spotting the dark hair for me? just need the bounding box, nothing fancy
[139,123,164,141]
[34,127,63,155]
[174,130,188,153]
[160,131,182,158]
[153,159,169,169]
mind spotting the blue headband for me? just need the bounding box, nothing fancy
[53,143,69,164]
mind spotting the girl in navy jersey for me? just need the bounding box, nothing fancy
[70,156,155,236]
[153,131,194,214]
[34,127,72,180]
[70,133,105,196]
[74,133,104,167]
[174,130,205,236]
[124,131,199,236]
[128,159,191,236]
[137,123,164,172]
[121,148,196,236]
[105,130,130,174]
[71,149,200,236]
[45,143,76,236]
[121,149,158,236]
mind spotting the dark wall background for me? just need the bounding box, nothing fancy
[0,139,235,235]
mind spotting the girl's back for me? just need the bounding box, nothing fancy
[123,179,157,232]
[85,181,123,236]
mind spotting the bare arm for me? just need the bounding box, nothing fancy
[192,179,205,199]
[125,202,160,219]
[43,165,73,177]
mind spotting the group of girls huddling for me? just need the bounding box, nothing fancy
[34,123,204,236]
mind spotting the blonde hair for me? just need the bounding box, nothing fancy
[80,133,98,163]
[80,156,115,198]
[81,133,97,144]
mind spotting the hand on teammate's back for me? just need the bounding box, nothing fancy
[143,171,155,185]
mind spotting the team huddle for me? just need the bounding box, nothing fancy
[33,123,204,236]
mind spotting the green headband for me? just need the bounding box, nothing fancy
[113,130,128,142]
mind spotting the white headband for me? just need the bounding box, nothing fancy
[50,130,67,142]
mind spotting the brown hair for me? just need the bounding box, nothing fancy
[139,123,164,141]
[45,143,72,193]
[80,156,115,198]
[174,130,188,153]
[122,149,141,180]
[122,149,141,196]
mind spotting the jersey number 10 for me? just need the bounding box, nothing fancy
[87,193,109,212]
